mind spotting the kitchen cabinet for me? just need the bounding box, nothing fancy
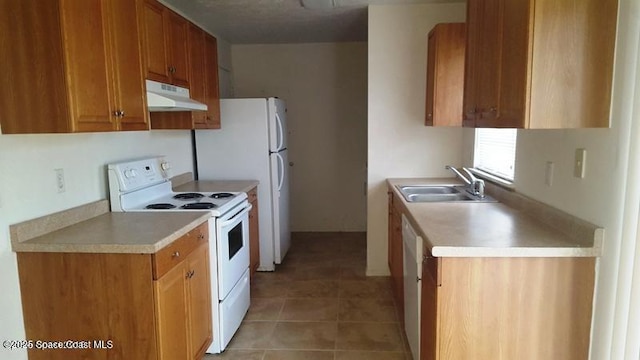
[17,222,212,360]
[202,34,222,129]
[425,23,466,127]
[462,0,617,128]
[150,26,221,130]
[419,254,595,359]
[0,0,148,134]
[248,186,260,278]
[387,192,404,321]
[155,243,212,360]
[141,0,190,88]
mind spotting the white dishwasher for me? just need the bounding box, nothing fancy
[402,214,423,360]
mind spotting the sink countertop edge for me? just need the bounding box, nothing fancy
[387,178,603,258]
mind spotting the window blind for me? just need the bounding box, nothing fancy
[474,128,517,181]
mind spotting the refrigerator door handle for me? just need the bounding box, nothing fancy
[275,113,284,151]
[276,152,284,191]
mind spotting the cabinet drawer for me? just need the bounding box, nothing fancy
[247,187,258,203]
[153,222,208,279]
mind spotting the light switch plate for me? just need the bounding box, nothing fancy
[574,149,586,178]
[545,161,554,186]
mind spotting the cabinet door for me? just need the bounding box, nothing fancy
[141,0,170,83]
[107,0,148,131]
[155,261,189,360]
[388,194,404,321]
[425,23,465,127]
[186,244,213,358]
[203,34,221,129]
[167,11,190,87]
[249,199,260,277]
[474,0,502,127]
[60,0,116,132]
[462,1,481,127]
[189,24,208,126]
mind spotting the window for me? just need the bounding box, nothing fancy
[473,128,517,181]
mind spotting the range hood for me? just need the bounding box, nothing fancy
[146,79,207,112]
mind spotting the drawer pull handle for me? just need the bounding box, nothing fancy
[172,251,180,258]
[186,270,195,279]
[198,233,205,240]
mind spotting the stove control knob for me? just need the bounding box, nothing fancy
[161,162,171,171]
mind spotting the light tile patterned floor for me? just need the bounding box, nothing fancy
[205,232,412,360]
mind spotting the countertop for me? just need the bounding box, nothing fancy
[11,200,210,254]
[174,180,259,194]
[387,178,603,257]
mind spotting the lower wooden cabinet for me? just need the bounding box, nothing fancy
[248,187,260,278]
[420,254,595,360]
[388,192,404,321]
[16,222,212,360]
[155,243,212,360]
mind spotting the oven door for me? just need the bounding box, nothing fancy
[216,201,251,299]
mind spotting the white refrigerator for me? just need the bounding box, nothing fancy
[195,98,290,270]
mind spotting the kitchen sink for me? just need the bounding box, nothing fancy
[396,185,497,203]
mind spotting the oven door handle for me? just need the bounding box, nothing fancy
[220,204,252,228]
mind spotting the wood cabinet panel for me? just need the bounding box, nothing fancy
[425,23,466,127]
[189,24,207,126]
[203,34,221,129]
[60,0,115,132]
[249,187,260,278]
[107,0,149,130]
[417,255,596,359]
[155,258,190,360]
[187,244,213,358]
[17,252,157,359]
[167,11,190,87]
[141,0,170,83]
[464,0,617,128]
[388,192,404,322]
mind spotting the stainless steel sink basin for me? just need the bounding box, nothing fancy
[396,185,497,203]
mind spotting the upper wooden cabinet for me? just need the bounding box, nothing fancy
[141,0,190,88]
[150,28,221,130]
[463,0,618,129]
[0,0,148,134]
[425,23,466,127]
[203,34,222,129]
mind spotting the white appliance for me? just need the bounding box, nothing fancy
[403,214,423,360]
[195,98,290,271]
[146,79,207,112]
[107,157,250,354]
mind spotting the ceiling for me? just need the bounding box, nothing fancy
[161,0,461,44]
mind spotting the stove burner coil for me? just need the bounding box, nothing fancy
[145,203,177,209]
[174,193,205,200]
[181,202,217,210]
[210,192,234,199]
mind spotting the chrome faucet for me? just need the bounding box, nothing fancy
[445,165,485,198]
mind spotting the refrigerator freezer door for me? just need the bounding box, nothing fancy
[268,98,288,152]
[269,149,291,264]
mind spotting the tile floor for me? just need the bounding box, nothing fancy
[205,232,412,360]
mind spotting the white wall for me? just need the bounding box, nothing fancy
[460,0,640,357]
[0,130,193,360]
[232,42,368,232]
[367,3,466,275]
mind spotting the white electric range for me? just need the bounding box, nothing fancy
[107,157,251,354]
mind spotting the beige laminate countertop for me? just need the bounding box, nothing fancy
[174,180,259,194]
[387,178,603,257]
[11,210,210,254]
